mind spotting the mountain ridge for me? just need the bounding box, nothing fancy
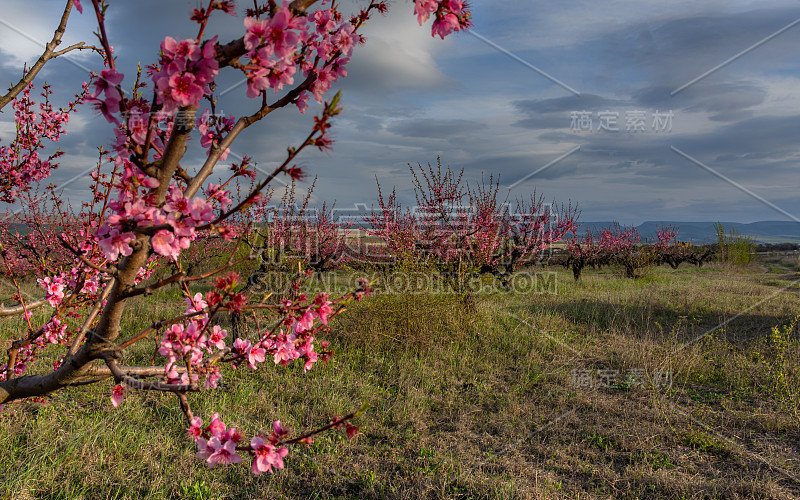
[576,221,800,244]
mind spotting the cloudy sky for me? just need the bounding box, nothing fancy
[1,0,799,225]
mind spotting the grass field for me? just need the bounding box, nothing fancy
[0,257,799,499]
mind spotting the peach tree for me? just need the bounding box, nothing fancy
[0,0,471,472]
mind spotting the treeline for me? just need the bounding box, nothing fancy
[551,224,714,280]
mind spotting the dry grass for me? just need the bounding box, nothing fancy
[0,256,799,499]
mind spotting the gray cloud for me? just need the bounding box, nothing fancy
[632,82,767,121]
[2,0,799,225]
[386,118,488,139]
[514,94,628,114]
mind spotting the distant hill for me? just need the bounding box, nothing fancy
[576,221,800,244]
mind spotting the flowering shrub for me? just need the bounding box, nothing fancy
[561,227,606,281]
[368,157,577,290]
[0,83,86,203]
[250,179,349,277]
[560,223,711,280]
[560,224,646,279]
[0,0,469,473]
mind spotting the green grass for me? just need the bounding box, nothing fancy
[1,261,799,499]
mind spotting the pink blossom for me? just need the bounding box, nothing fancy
[168,72,204,107]
[167,214,196,238]
[267,60,296,92]
[295,310,314,333]
[205,437,242,466]
[317,301,333,325]
[209,412,227,437]
[331,24,358,57]
[310,66,335,103]
[272,420,288,438]
[111,384,125,407]
[87,68,125,121]
[97,228,136,261]
[159,323,184,357]
[206,184,232,208]
[248,45,275,68]
[151,230,179,258]
[243,17,268,51]
[194,38,220,85]
[444,0,463,13]
[414,0,439,25]
[233,338,252,355]
[432,13,461,39]
[204,366,222,389]
[164,184,189,213]
[162,36,199,60]
[247,345,266,369]
[295,90,310,114]
[250,436,288,474]
[265,5,303,60]
[313,9,338,33]
[126,110,149,145]
[299,340,318,372]
[246,67,271,98]
[227,293,247,312]
[90,68,124,101]
[189,197,214,222]
[224,427,243,443]
[153,36,218,112]
[196,437,211,460]
[183,322,202,345]
[38,276,66,306]
[273,332,298,364]
[187,416,204,439]
[43,318,67,344]
[186,292,208,313]
[313,36,336,61]
[82,278,100,294]
[208,325,228,350]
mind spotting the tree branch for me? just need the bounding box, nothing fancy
[0,0,80,110]
[183,72,316,199]
[0,297,49,317]
[105,357,198,393]
[214,0,321,68]
[84,364,186,377]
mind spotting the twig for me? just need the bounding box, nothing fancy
[0,1,82,109]
[104,357,198,393]
[177,392,194,423]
